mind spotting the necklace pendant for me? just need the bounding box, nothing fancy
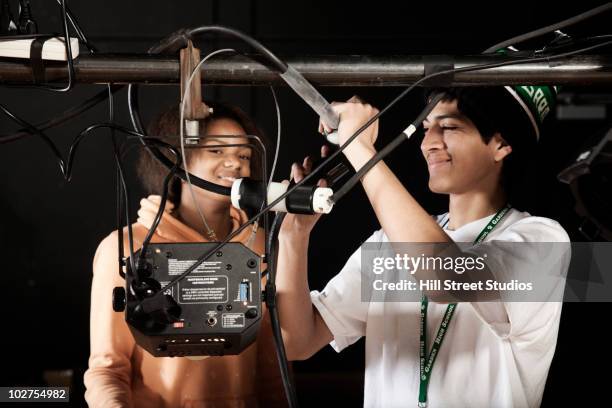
[207,230,218,241]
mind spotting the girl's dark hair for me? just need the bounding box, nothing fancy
[137,101,267,207]
[425,87,541,210]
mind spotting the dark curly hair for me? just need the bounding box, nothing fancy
[137,101,267,208]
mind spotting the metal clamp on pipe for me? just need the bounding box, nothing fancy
[179,40,212,136]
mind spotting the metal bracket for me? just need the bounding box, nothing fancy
[179,40,211,122]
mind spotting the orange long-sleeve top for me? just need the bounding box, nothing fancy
[84,197,287,408]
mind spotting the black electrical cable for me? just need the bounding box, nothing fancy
[537,33,612,54]
[146,25,288,72]
[0,0,105,147]
[137,156,180,275]
[186,26,288,72]
[64,123,180,186]
[114,154,132,279]
[2,112,151,279]
[54,0,98,53]
[114,160,125,278]
[484,2,612,53]
[0,86,121,144]
[116,149,136,278]
[106,84,135,279]
[114,159,126,279]
[3,86,232,279]
[129,155,179,287]
[265,211,299,408]
[108,87,122,270]
[100,18,135,278]
[0,102,67,175]
[64,122,182,282]
[39,0,75,92]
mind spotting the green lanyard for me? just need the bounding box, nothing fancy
[418,204,511,408]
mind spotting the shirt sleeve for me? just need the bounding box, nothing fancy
[310,230,384,352]
[466,217,571,338]
[83,232,135,408]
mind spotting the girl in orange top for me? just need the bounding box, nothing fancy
[84,102,286,408]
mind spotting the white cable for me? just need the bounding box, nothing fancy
[268,86,281,185]
[180,48,236,241]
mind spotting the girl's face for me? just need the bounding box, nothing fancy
[185,117,253,202]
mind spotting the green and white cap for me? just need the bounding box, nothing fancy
[503,85,558,141]
[497,47,558,141]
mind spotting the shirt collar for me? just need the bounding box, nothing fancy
[439,211,508,242]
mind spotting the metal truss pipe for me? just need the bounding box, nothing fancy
[0,54,611,86]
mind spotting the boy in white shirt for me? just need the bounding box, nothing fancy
[276,86,571,407]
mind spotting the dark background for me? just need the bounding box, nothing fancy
[0,0,611,406]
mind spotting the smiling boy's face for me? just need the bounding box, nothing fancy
[421,100,512,195]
